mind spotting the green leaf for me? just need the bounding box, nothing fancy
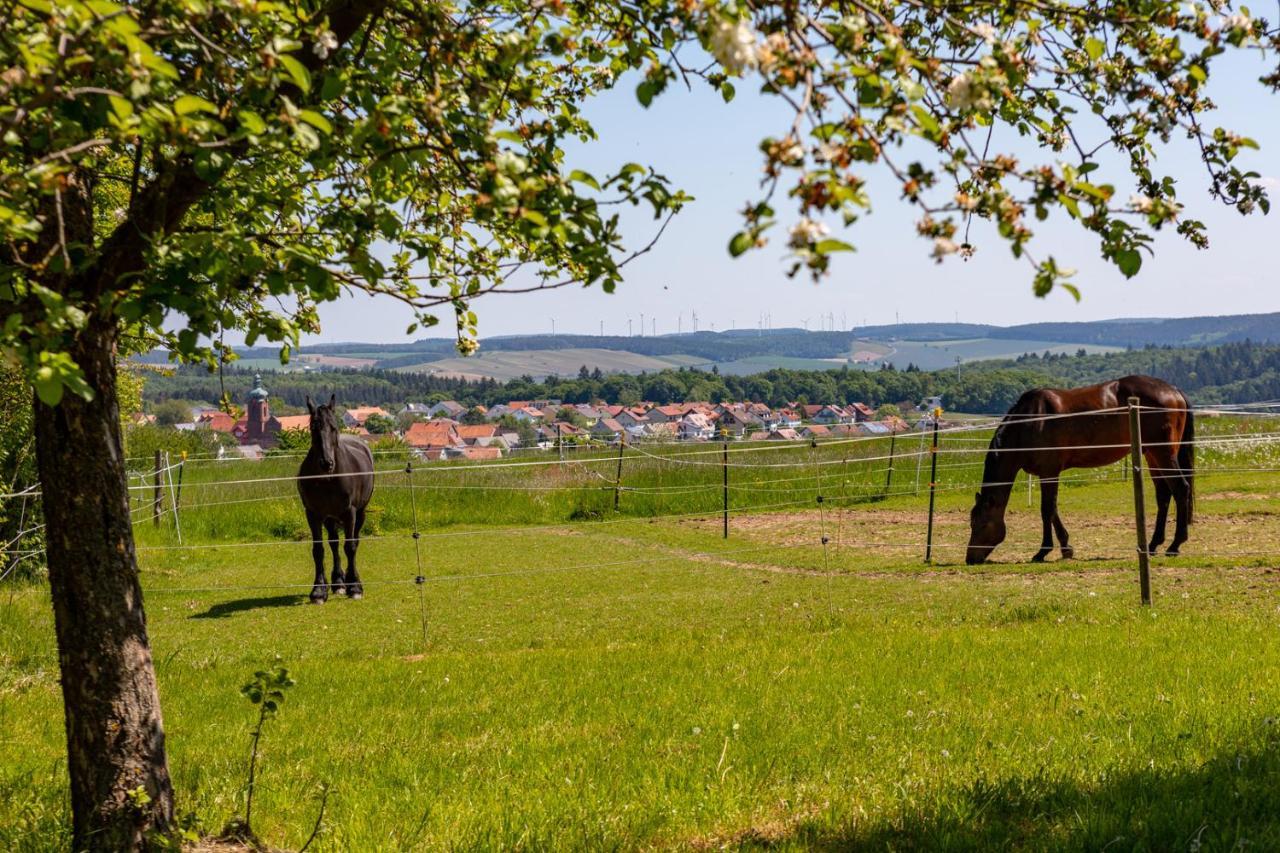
[568,169,600,190]
[635,80,655,108]
[729,232,754,257]
[277,54,312,94]
[1084,37,1104,61]
[33,366,63,406]
[108,95,133,120]
[1115,249,1142,278]
[174,94,217,116]
[298,109,332,134]
[1059,282,1081,301]
[814,239,855,253]
[237,110,267,135]
[720,81,735,103]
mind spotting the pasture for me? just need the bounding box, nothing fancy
[3,417,1280,850]
[875,339,1123,371]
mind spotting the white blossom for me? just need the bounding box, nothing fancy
[815,141,843,163]
[931,237,959,259]
[709,16,759,75]
[1129,193,1154,213]
[755,31,789,71]
[1223,12,1252,31]
[495,150,528,175]
[973,22,997,44]
[947,74,975,110]
[312,30,338,59]
[778,138,805,164]
[789,218,830,247]
[841,11,868,32]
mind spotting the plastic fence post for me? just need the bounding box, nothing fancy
[722,438,729,539]
[613,439,625,512]
[884,431,895,498]
[153,450,162,527]
[407,458,428,644]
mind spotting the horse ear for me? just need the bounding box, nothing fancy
[974,491,982,504]
[328,393,336,409]
[306,395,315,415]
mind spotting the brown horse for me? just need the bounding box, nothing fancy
[297,395,375,602]
[966,375,1194,564]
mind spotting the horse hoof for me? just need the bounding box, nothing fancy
[1166,547,1180,557]
[349,590,363,600]
[309,596,326,605]
[1031,551,1049,563]
[1061,548,1074,560]
[332,586,347,597]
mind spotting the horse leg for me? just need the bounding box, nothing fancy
[1166,468,1191,556]
[344,507,365,600]
[1032,477,1057,563]
[1052,508,1072,560]
[306,509,328,604]
[326,517,346,596]
[1147,476,1170,555]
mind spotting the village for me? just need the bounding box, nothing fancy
[164,375,938,460]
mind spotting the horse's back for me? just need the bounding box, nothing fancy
[1004,375,1188,474]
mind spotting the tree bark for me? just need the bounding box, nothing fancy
[33,317,173,851]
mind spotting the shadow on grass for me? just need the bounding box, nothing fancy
[190,594,305,619]
[728,733,1280,851]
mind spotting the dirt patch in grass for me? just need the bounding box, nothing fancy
[686,802,825,850]
[1202,490,1270,501]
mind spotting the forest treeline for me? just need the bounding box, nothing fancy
[142,340,1280,414]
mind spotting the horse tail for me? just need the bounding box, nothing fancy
[1179,402,1195,524]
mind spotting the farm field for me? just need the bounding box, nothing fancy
[394,347,710,380]
[877,338,1124,371]
[705,355,864,375]
[3,420,1280,850]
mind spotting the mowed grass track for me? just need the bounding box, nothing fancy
[4,425,1280,849]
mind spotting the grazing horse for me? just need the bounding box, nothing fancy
[967,375,1194,565]
[297,395,375,602]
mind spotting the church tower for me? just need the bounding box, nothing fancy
[246,373,270,442]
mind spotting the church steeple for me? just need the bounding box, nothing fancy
[246,374,270,441]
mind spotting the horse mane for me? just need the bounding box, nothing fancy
[983,390,1048,493]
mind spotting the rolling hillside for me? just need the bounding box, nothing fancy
[395,348,709,381]
[136,311,1280,380]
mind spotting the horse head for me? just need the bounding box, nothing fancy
[966,490,1006,564]
[306,394,340,473]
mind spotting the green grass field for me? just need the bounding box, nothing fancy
[4,418,1280,850]
[878,339,1123,371]
[394,348,710,380]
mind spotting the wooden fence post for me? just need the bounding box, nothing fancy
[924,414,940,563]
[152,450,162,527]
[175,451,186,514]
[1128,397,1152,606]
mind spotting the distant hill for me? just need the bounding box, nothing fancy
[136,311,1280,379]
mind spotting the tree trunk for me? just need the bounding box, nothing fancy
[33,317,174,850]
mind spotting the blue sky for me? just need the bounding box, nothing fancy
[308,48,1280,343]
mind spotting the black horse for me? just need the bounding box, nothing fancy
[297,395,375,602]
[967,375,1194,565]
